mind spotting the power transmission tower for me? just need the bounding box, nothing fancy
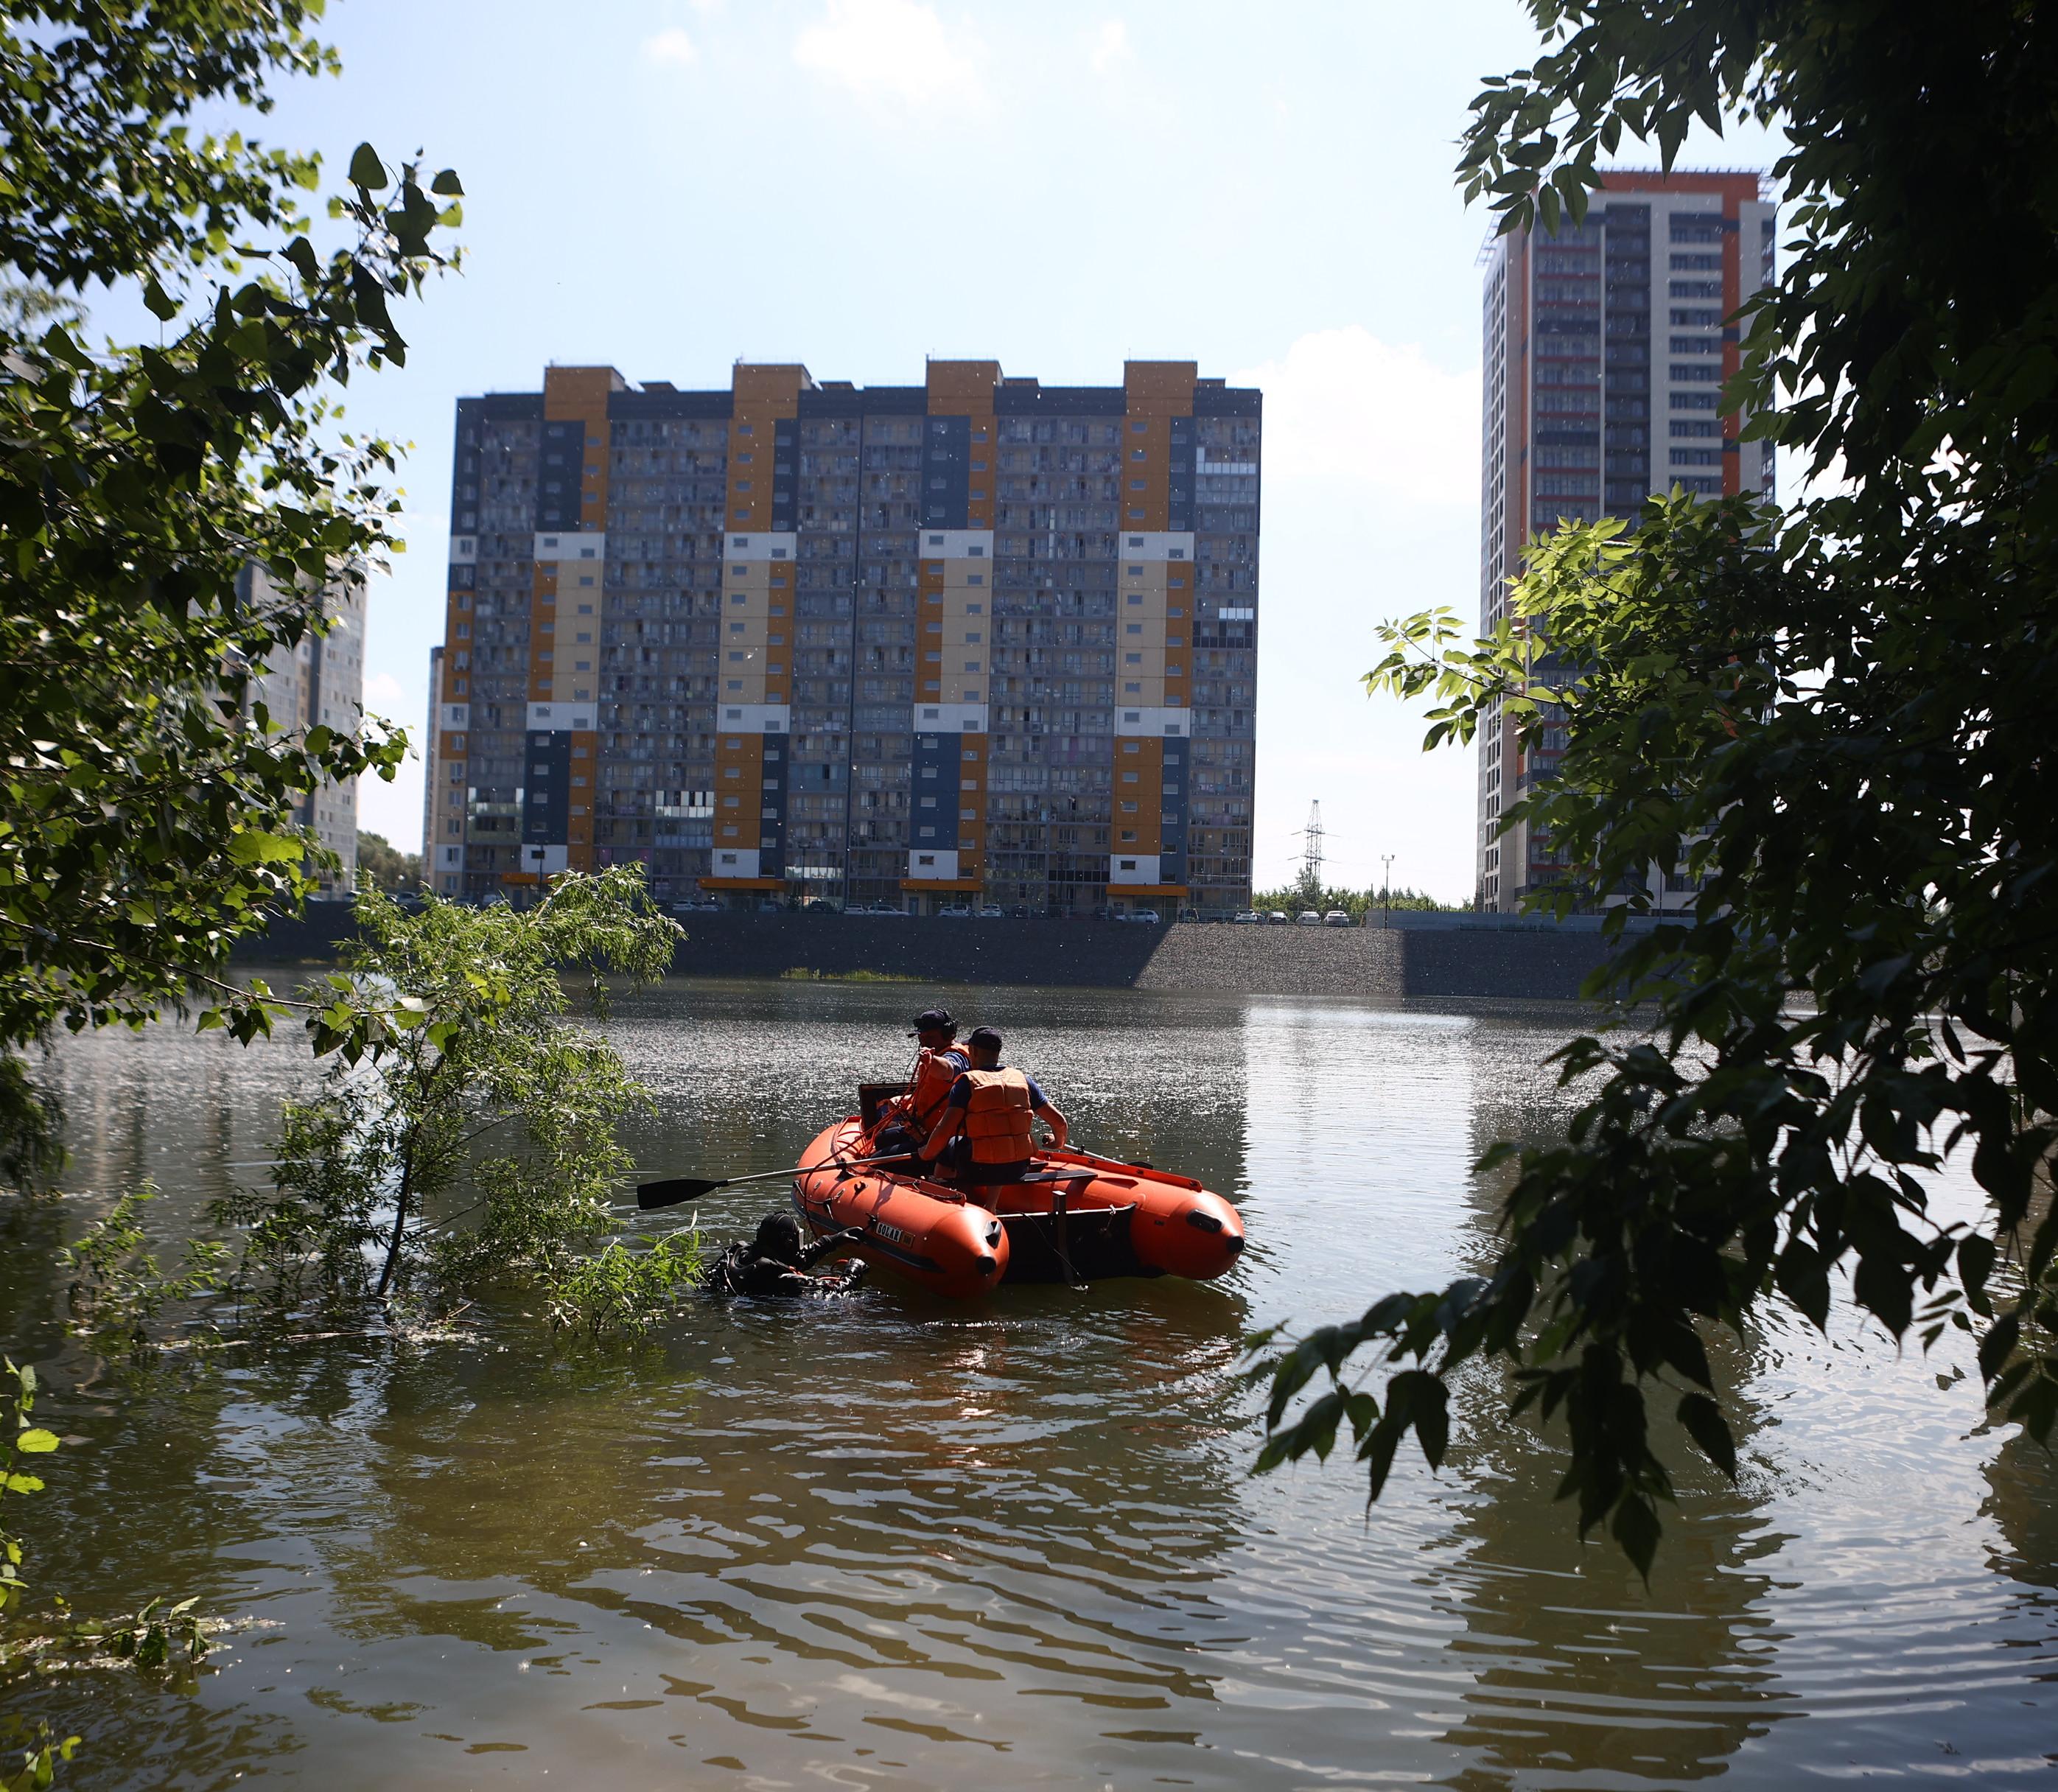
[1292,800,1324,896]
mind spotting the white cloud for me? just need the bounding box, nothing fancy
[1233,326,1479,507]
[643,26,697,66]
[793,0,985,112]
[1088,18,1131,77]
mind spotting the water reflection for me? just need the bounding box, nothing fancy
[4,980,2054,1789]
[1432,1023,1791,1786]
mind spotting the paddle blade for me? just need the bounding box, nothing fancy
[636,1176,723,1211]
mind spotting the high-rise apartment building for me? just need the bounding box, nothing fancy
[242,563,365,897]
[1477,172,1774,911]
[424,360,1261,914]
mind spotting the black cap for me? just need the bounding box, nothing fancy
[909,1007,956,1037]
[965,1026,1003,1054]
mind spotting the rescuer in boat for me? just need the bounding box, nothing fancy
[872,1006,968,1163]
[704,1211,870,1299]
[917,1025,1068,1195]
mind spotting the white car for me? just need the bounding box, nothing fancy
[1233,910,1262,925]
[1323,910,1352,928]
[976,904,1007,919]
[1297,911,1323,926]
[936,903,973,919]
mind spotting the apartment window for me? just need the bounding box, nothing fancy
[1671,420,1721,438]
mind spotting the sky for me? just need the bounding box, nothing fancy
[229,0,1769,902]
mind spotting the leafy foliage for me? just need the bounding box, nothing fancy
[69,872,694,1336]
[1250,880,1455,920]
[1256,0,2058,1570]
[0,1,463,1177]
[1,1357,203,1784]
[354,831,421,895]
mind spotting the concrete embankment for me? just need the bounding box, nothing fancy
[239,908,1623,1002]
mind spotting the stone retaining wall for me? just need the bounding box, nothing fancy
[239,907,1616,1001]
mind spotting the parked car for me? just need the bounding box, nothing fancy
[937,903,973,919]
[1297,911,1323,926]
[805,898,839,913]
[976,904,1006,919]
[1232,910,1261,925]
[1008,903,1033,919]
[1323,910,1352,928]
[756,899,783,914]
[1266,911,1290,924]
[1119,908,1161,925]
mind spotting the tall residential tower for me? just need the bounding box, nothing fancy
[425,360,1260,914]
[1477,172,1774,911]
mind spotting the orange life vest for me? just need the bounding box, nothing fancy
[962,1067,1035,1164]
[905,1045,966,1129]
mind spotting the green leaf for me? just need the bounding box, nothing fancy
[225,830,304,865]
[13,1428,58,1453]
[1676,1393,1736,1480]
[348,142,390,189]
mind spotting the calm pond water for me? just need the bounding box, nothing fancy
[4,978,2055,1790]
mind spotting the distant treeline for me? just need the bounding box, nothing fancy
[1248,880,1460,920]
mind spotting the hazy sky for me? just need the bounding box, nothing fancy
[242,0,1765,900]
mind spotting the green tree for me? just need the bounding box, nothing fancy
[1250,882,1454,922]
[1257,0,2058,1569]
[0,2,462,1175]
[69,870,699,1340]
[354,830,421,895]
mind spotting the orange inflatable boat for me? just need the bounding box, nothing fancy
[790,1103,1245,1300]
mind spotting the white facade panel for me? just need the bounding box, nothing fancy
[438,702,471,731]
[1114,705,1190,738]
[1108,853,1163,886]
[519,844,570,876]
[449,534,477,565]
[911,701,988,734]
[1116,531,1196,564]
[723,532,799,563]
[711,848,763,878]
[533,532,606,563]
[917,529,995,561]
[526,701,596,733]
[906,849,961,880]
[715,702,792,734]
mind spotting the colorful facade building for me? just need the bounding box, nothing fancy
[425,360,1260,914]
[1476,172,1776,911]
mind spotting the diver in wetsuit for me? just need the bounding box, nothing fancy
[704,1211,870,1299]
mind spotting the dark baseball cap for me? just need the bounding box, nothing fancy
[965,1026,1003,1053]
[909,1007,957,1036]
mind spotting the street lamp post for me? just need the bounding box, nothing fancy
[1381,853,1396,929]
